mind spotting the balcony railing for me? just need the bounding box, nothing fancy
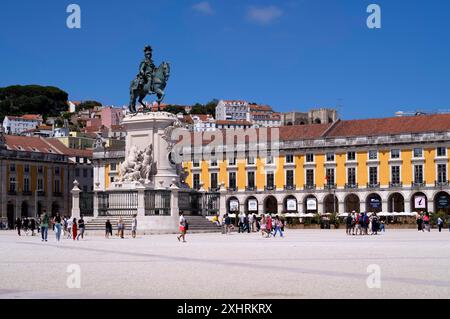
[345,183,358,189]
[209,187,220,192]
[304,184,316,190]
[284,185,296,191]
[227,186,237,192]
[246,186,256,191]
[367,183,380,189]
[436,181,450,187]
[324,183,337,190]
[411,181,425,188]
[389,182,403,188]
[265,185,275,191]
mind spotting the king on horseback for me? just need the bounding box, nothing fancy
[129,45,170,113]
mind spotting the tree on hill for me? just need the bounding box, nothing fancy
[164,105,187,115]
[76,100,102,112]
[0,85,69,120]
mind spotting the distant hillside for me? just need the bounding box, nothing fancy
[0,85,69,120]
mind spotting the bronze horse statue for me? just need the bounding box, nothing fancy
[129,62,170,113]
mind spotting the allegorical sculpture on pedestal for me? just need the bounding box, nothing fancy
[116,144,157,183]
[129,45,171,113]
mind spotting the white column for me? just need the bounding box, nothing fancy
[71,181,81,219]
[219,183,227,218]
[136,184,145,217]
[170,182,180,231]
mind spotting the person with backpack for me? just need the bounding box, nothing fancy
[437,217,444,232]
[40,211,50,242]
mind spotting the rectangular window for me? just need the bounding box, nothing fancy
[9,177,16,192]
[55,167,60,176]
[24,178,30,192]
[413,148,423,158]
[266,155,274,165]
[247,171,255,188]
[391,149,400,159]
[368,150,378,160]
[193,174,200,190]
[266,172,274,188]
[193,159,200,167]
[286,170,294,187]
[437,147,447,157]
[326,152,335,162]
[326,168,335,185]
[10,164,15,172]
[369,167,378,185]
[24,165,30,173]
[54,180,60,193]
[210,173,218,190]
[110,163,117,171]
[306,169,314,186]
[347,152,356,161]
[228,157,236,166]
[286,154,294,164]
[347,167,356,186]
[38,166,43,174]
[110,177,115,183]
[438,164,447,183]
[391,166,400,184]
[247,156,255,165]
[414,165,423,184]
[306,153,314,163]
[229,172,236,189]
[37,178,44,191]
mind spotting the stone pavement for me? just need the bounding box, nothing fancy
[0,229,449,299]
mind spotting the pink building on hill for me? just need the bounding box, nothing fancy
[101,106,124,128]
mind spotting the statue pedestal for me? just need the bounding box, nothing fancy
[120,111,180,189]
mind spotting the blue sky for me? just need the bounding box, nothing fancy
[0,0,449,119]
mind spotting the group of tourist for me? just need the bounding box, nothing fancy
[104,215,138,239]
[345,211,385,236]
[220,212,286,238]
[416,212,445,232]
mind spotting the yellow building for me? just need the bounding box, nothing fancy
[93,114,450,217]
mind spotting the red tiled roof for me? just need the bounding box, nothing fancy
[5,136,60,154]
[45,139,93,158]
[249,104,273,112]
[326,114,450,138]
[216,120,252,126]
[22,114,42,120]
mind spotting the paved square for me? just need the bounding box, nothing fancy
[0,229,449,299]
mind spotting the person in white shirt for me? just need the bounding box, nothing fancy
[67,218,73,239]
[177,212,187,243]
[131,215,137,238]
[248,214,255,232]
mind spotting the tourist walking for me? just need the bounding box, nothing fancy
[77,216,85,240]
[40,212,49,242]
[30,218,36,236]
[72,218,78,240]
[131,214,137,238]
[248,213,254,232]
[117,217,125,239]
[23,218,29,236]
[238,212,245,233]
[438,217,444,232]
[177,212,187,242]
[371,213,379,235]
[380,219,385,232]
[260,215,267,237]
[67,217,73,239]
[273,216,284,238]
[423,213,431,232]
[105,219,113,238]
[62,216,68,238]
[345,213,353,235]
[15,217,22,236]
[53,213,62,242]
[417,213,424,231]
[266,214,273,237]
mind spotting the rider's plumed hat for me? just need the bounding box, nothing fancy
[144,45,153,53]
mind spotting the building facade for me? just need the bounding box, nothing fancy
[0,135,93,228]
[92,114,450,218]
[3,115,43,135]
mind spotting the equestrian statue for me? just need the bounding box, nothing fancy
[129,45,171,113]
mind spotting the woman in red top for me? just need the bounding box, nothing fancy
[72,218,78,240]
